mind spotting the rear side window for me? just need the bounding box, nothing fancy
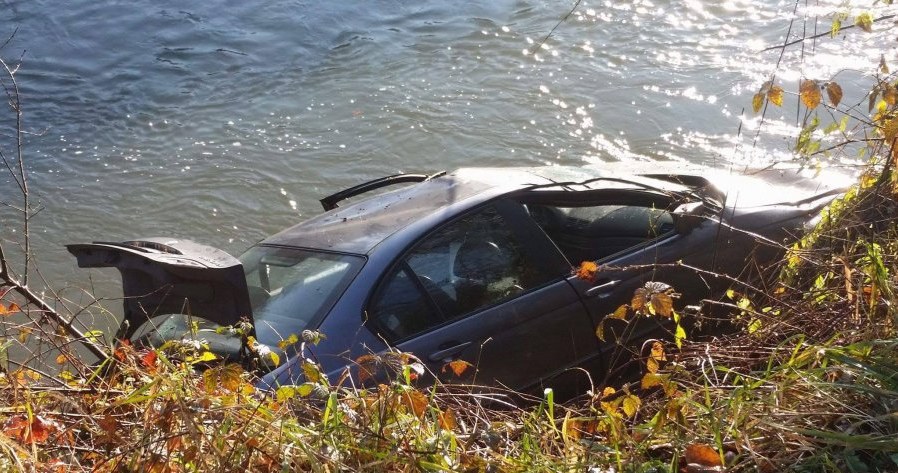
[369,203,556,342]
[525,202,674,263]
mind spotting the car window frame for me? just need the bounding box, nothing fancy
[365,198,572,344]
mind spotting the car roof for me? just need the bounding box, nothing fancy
[261,165,700,254]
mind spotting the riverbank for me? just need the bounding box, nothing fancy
[1,164,896,472]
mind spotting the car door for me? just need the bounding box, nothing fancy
[367,199,600,392]
[519,191,703,380]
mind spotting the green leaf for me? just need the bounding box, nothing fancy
[675,324,687,349]
[84,330,104,344]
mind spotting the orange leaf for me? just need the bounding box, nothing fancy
[575,261,599,282]
[438,408,457,430]
[685,443,723,467]
[0,302,20,316]
[356,354,379,384]
[825,82,843,107]
[767,85,784,107]
[140,350,158,372]
[3,415,57,444]
[799,79,821,109]
[55,354,67,365]
[401,389,428,418]
[442,359,473,377]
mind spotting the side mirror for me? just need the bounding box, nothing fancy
[672,201,706,235]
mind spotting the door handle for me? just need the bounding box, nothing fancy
[428,341,472,362]
[584,279,620,298]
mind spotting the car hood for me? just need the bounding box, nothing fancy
[67,238,253,339]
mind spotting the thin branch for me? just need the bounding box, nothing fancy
[761,13,898,53]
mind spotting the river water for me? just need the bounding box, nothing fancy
[0,0,893,326]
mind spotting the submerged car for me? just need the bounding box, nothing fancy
[68,163,846,392]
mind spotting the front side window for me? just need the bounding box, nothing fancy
[240,246,365,342]
[370,204,554,341]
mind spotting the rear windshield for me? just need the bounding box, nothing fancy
[240,246,365,344]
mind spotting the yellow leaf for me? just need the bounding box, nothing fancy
[277,333,299,350]
[18,327,31,344]
[610,305,629,320]
[622,394,641,418]
[882,117,898,143]
[650,341,666,362]
[646,357,659,374]
[641,373,663,389]
[267,351,280,367]
[595,319,606,341]
[767,85,784,107]
[825,82,843,107]
[302,360,321,383]
[799,79,821,109]
[752,93,764,113]
[855,12,874,33]
[884,85,897,107]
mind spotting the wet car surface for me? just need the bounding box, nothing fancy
[68,164,848,392]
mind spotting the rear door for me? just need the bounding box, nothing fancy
[518,191,701,380]
[367,199,600,392]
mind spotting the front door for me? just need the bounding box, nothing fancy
[367,200,598,392]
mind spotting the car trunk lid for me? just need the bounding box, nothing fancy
[66,238,253,339]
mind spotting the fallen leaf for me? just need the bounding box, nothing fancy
[685,443,723,467]
[438,408,457,430]
[401,389,429,418]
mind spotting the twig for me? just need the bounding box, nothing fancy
[761,14,898,53]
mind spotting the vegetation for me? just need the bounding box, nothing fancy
[1,4,898,473]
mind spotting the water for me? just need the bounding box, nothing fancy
[0,0,893,324]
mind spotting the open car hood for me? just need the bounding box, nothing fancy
[67,238,253,339]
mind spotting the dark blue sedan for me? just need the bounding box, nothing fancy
[68,164,846,392]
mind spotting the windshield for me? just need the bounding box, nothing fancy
[240,246,365,345]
